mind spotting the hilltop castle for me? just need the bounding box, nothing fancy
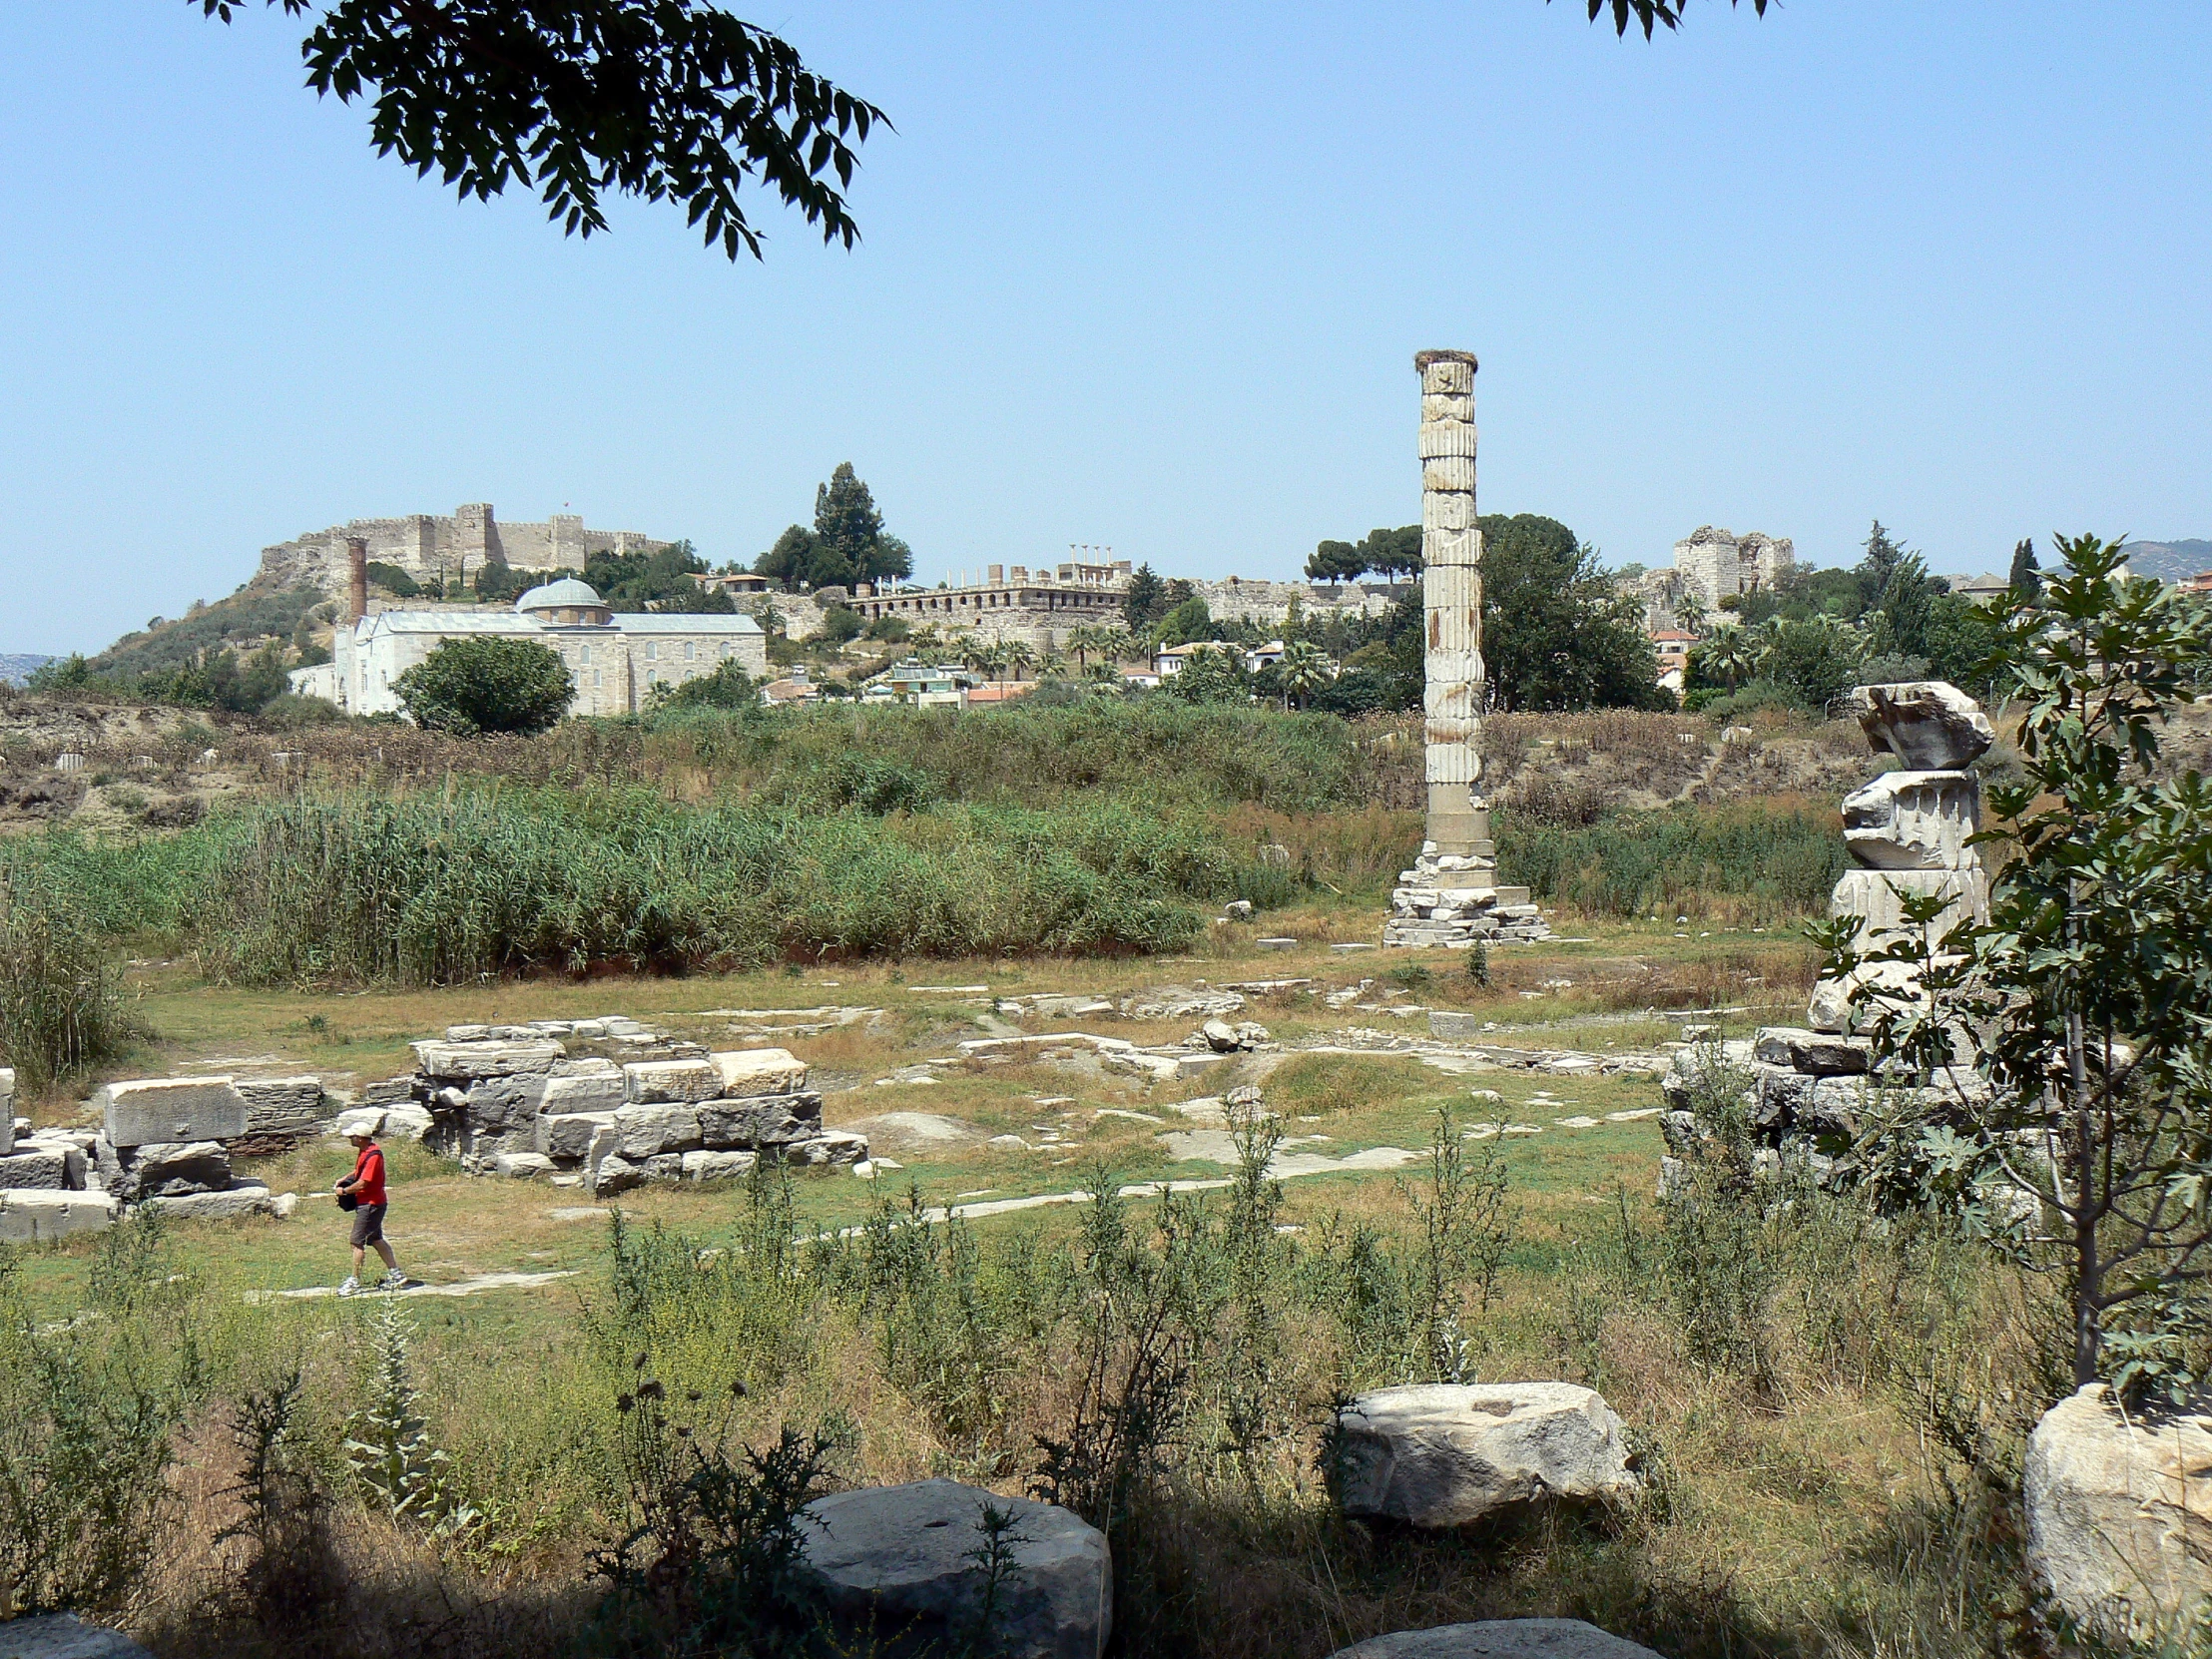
[257,502,671,596]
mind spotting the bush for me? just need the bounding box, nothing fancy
[393,636,574,737]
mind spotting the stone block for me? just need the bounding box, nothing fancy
[118,1141,231,1198]
[589,1152,640,1196]
[1334,1382,1638,1528]
[466,1073,549,1130]
[1752,1027,1872,1075]
[99,1077,249,1149]
[235,1077,326,1147]
[1806,1077,1868,1139]
[1848,681,1995,770]
[0,1067,13,1157]
[2027,1382,2212,1640]
[0,1150,73,1190]
[492,1152,554,1180]
[541,1071,624,1114]
[1422,456,1476,493]
[408,1039,564,1081]
[613,1102,703,1159]
[622,1058,724,1105]
[699,1092,825,1149]
[360,1076,418,1107]
[709,1047,808,1096]
[682,1148,759,1182]
[639,1153,685,1184]
[0,1189,118,1243]
[0,1609,156,1657]
[143,1181,278,1222]
[1753,1068,1814,1131]
[1327,1621,1665,1659]
[538,1110,617,1160]
[800,1478,1111,1659]
[783,1130,869,1167]
[1843,770,1980,870]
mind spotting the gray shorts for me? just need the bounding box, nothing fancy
[349,1203,387,1248]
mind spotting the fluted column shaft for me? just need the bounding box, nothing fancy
[1414,349,1491,860]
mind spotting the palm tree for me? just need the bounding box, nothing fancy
[1704,625,1759,691]
[1003,640,1038,683]
[1674,591,1709,639]
[1065,623,1104,668]
[1097,625,1136,667]
[960,636,997,684]
[1276,639,1333,711]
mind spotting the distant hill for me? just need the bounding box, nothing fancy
[0,654,56,687]
[2122,540,2212,582]
[86,582,326,682]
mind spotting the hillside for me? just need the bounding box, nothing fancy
[2123,538,2212,581]
[82,580,326,682]
[0,653,55,686]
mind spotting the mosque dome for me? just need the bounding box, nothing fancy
[515,577,603,613]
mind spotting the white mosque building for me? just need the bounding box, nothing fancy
[290,577,768,719]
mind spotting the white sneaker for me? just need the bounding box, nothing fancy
[336,1276,362,1297]
[378,1271,407,1292]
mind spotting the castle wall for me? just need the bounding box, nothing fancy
[256,504,672,598]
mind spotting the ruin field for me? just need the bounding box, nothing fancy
[5,921,2056,1659]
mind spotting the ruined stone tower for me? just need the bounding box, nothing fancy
[1382,350,1551,948]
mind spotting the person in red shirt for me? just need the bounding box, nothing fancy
[335,1128,405,1296]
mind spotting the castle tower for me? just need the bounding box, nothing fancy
[1382,350,1551,948]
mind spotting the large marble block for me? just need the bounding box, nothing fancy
[1843,770,1980,869]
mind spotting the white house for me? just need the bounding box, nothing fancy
[289,578,768,718]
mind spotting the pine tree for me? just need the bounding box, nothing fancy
[2008,536,2042,598]
[1121,563,1166,632]
[813,463,883,583]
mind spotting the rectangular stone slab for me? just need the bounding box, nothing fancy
[538,1110,617,1160]
[99,1078,248,1149]
[409,1039,564,1080]
[622,1059,724,1104]
[0,1189,117,1243]
[710,1048,808,1096]
[698,1092,825,1149]
[612,1102,703,1159]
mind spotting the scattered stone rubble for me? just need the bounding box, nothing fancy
[352,1019,866,1192]
[0,1069,309,1240]
[1383,856,1554,950]
[1659,682,1998,1192]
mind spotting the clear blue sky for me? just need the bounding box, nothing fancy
[3,2,2207,655]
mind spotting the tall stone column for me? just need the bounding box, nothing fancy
[1415,349,1490,860]
[1383,349,1550,948]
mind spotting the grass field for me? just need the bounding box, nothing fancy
[0,908,2071,1659]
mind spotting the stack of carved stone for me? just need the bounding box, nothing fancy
[374,1026,866,1190]
[92,1077,304,1219]
[1658,681,1997,1188]
[1381,858,1553,949]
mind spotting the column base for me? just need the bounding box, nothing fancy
[1381,850,1552,949]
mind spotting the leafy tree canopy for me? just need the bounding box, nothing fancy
[1478,514,1672,713]
[392,635,573,736]
[753,465,911,588]
[583,540,734,611]
[196,0,884,260]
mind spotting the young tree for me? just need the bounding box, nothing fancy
[1869,552,1937,661]
[392,636,573,736]
[814,463,883,577]
[1121,564,1168,634]
[1858,520,1911,609]
[1823,534,2212,1394]
[2008,536,2043,598]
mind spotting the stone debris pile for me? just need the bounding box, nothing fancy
[0,1068,315,1241]
[1659,683,1999,1192]
[358,1020,867,1192]
[1811,680,1993,1032]
[1382,855,1553,950]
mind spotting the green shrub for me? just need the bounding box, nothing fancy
[393,636,574,737]
[1500,800,1845,922]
